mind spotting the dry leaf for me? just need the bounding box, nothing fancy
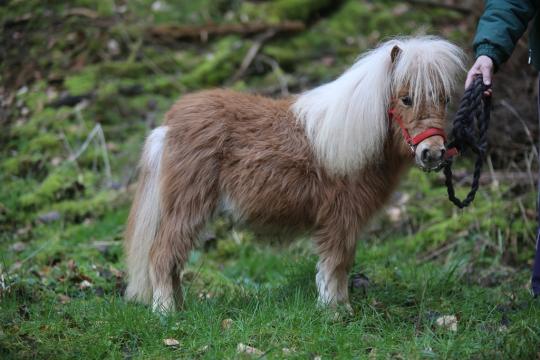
[15,224,31,237]
[386,206,402,222]
[79,280,93,289]
[163,338,180,347]
[109,266,124,278]
[51,157,62,166]
[58,294,71,304]
[198,291,213,299]
[436,315,458,331]
[221,318,233,330]
[237,343,263,356]
[67,259,77,271]
[282,347,295,355]
[9,242,27,253]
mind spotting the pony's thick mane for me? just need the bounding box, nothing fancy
[292,36,465,175]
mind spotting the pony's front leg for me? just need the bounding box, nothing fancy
[314,226,358,311]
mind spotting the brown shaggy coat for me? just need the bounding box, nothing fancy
[125,89,415,311]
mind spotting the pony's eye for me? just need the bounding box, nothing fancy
[401,96,413,106]
[445,96,450,105]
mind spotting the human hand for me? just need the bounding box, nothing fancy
[465,55,493,97]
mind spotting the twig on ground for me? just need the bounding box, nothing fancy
[59,130,80,170]
[417,240,460,263]
[127,38,143,64]
[520,150,536,192]
[69,109,112,185]
[230,29,277,83]
[499,98,537,190]
[258,54,289,96]
[400,0,471,15]
[96,124,112,183]
[17,240,52,268]
[70,125,100,162]
[500,100,536,148]
[148,21,305,41]
[113,16,185,93]
[516,198,536,243]
[63,7,99,19]
[486,156,499,189]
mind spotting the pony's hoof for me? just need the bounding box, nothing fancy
[344,303,354,316]
[321,302,354,322]
[350,272,370,295]
[152,298,175,316]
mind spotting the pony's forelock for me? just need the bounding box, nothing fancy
[292,36,465,175]
[390,36,465,115]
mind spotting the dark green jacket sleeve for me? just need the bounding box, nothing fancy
[473,0,537,67]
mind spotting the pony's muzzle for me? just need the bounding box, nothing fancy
[415,137,446,171]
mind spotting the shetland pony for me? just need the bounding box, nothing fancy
[125,36,465,312]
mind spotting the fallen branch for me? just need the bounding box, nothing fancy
[4,8,106,29]
[63,7,99,19]
[417,240,460,263]
[258,54,289,96]
[230,29,277,83]
[499,99,536,148]
[69,114,112,186]
[401,0,471,15]
[148,21,305,42]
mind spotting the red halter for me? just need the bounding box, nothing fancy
[388,108,458,159]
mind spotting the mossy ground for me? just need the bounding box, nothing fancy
[1,1,539,358]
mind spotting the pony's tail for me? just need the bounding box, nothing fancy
[124,126,168,304]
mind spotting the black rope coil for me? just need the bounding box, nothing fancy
[443,76,491,208]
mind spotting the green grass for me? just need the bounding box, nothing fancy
[1,0,540,358]
[2,207,539,359]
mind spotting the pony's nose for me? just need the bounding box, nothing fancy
[421,148,445,163]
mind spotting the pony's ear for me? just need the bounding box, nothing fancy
[390,45,401,64]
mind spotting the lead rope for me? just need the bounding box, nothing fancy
[443,76,540,299]
[443,75,491,208]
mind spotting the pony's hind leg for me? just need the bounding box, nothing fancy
[148,134,221,313]
[148,190,219,313]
